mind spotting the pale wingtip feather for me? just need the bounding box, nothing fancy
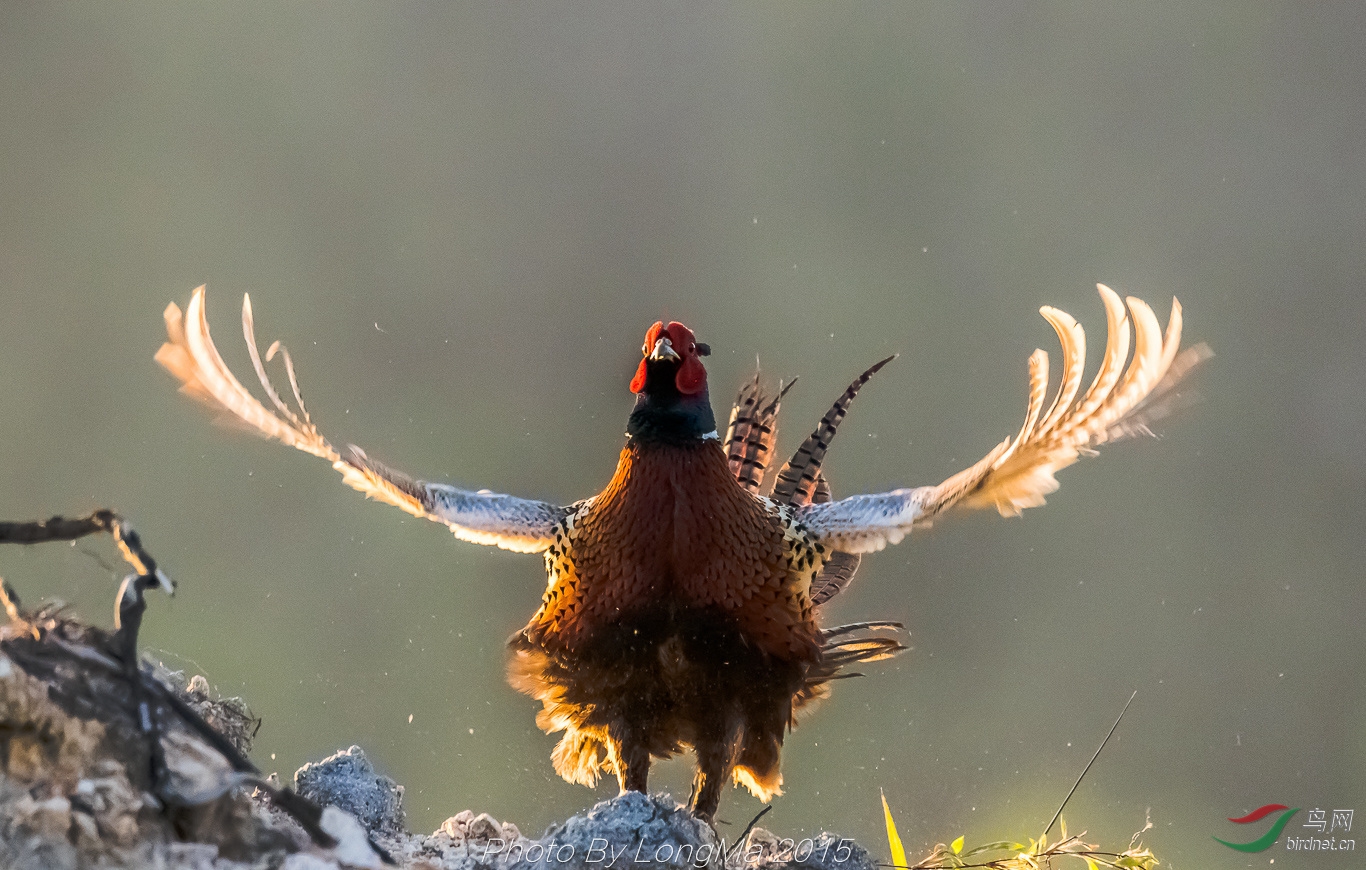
[1035,306,1085,437]
[159,284,339,462]
[242,292,304,427]
[1006,348,1048,458]
[961,285,1201,517]
[1056,284,1130,438]
[1099,294,1163,429]
[156,291,219,407]
[797,284,1205,552]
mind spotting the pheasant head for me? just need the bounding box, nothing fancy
[627,320,716,443]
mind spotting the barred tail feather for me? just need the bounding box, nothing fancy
[724,372,794,492]
[772,355,895,505]
[794,621,906,716]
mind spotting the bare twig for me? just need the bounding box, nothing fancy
[1042,690,1137,838]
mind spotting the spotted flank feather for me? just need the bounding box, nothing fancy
[156,287,567,553]
[724,372,795,492]
[801,463,865,606]
[794,285,1209,554]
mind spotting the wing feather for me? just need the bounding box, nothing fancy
[156,286,565,553]
[795,285,1209,553]
[1003,349,1048,465]
[1035,307,1085,437]
[1061,284,1130,435]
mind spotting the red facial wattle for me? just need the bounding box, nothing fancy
[629,321,663,394]
[675,347,706,396]
[630,321,707,396]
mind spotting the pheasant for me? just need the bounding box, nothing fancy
[156,285,1206,820]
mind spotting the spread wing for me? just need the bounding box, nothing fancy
[796,285,1211,554]
[155,286,567,553]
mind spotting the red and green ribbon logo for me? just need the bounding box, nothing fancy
[1214,804,1301,852]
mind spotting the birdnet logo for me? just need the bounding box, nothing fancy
[1214,803,1356,853]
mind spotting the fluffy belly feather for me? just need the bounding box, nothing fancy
[508,604,805,801]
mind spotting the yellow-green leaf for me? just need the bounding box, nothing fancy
[950,835,964,854]
[881,790,908,870]
[964,841,1027,856]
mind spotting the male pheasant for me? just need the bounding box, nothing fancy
[156,285,1206,819]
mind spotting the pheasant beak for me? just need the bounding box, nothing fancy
[648,336,681,362]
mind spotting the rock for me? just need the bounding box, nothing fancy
[0,633,300,869]
[438,809,476,840]
[513,791,720,870]
[283,854,346,870]
[465,812,501,842]
[397,807,536,869]
[159,667,262,756]
[12,795,74,840]
[386,791,877,870]
[160,842,223,870]
[319,806,386,870]
[742,829,875,870]
[294,746,407,837]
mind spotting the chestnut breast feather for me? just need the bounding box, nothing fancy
[530,440,823,659]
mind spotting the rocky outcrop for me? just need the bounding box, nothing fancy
[296,746,875,870]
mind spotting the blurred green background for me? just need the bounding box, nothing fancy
[2,3,1362,865]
